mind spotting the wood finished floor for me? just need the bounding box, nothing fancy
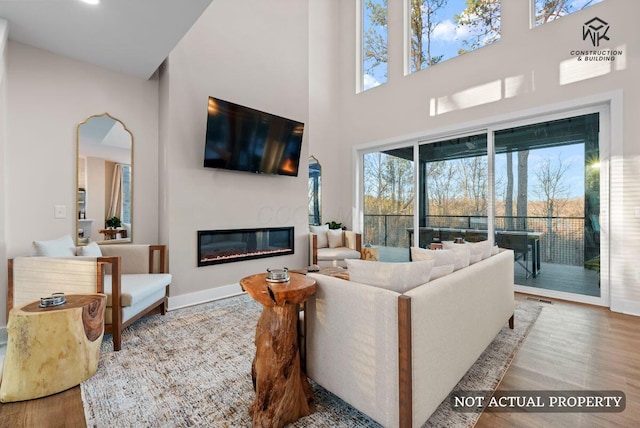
[1,293,639,428]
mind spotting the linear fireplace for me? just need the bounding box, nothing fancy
[198,227,294,267]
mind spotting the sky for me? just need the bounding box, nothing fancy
[363,0,605,90]
[494,144,587,200]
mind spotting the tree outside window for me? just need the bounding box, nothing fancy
[409,0,501,73]
[534,0,604,26]
[362,0,388,90]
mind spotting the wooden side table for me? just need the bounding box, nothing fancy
[240,272,316,428]
[0,294,106,403]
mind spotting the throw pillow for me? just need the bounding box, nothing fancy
[441,242,471,271]
[430,264,455,280]
[327,229,344,248]
[410,247,456,266]
[77,241,103,257]
[32,234,76,257]
[346,259,434,293]
[471,240,493,260]
[310,224,329,248]
[470,253,483,264]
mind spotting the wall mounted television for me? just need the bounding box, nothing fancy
[203,96,304,176]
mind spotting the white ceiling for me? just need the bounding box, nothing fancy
[0,0,213,80]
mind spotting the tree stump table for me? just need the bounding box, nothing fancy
[240,272,317,428]
[0,293,107,403]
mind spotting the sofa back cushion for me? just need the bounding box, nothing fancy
[440,243,472,271]
[346,259,434,293]
[410,247,455,265]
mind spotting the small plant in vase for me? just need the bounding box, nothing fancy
[325,221,343,230]
[106,216,122,229]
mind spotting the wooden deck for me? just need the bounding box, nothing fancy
[514,261,600,297]
[374,245,601,297]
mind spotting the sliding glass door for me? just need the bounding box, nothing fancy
[362,147,414,262]
[357,107,606,304]
[494,113,600,297]
[417,134,488,246]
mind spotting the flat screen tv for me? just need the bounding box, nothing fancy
[204,96,304,176]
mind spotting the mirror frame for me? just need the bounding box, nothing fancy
[309,155,322,226]
[76,112,134,246]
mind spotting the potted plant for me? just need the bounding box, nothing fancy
[325,221,343,230]
[106,216,122,229]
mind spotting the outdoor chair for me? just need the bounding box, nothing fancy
[496,232,533,278]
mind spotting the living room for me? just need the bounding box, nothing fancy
[0,0,639,426]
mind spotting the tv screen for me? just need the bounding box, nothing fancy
[204,97,304,176]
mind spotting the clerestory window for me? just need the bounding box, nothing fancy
[408,0,501,74]
[533,0,605,27]
[362,0,389,91]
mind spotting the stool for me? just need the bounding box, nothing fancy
[0,293,106,402]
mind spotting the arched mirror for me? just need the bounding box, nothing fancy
[76,113,133,245]
[308,156,321,225]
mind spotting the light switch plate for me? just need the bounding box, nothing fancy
[54,205,66,219]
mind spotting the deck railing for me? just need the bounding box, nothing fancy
[363,214,594,266]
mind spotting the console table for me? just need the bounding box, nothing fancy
[99,228,127,240]
[240,272,316,427]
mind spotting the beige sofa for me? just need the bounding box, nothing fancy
[8,244,171,351]
[305,249,515,427]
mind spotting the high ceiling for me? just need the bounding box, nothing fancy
[0,0,213,80]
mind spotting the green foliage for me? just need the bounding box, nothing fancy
[363,0,388,76]
[455,0,501,51]
[325,221,343,230]
[106,216,122,228]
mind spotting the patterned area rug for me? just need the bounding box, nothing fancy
[81,295,542,427]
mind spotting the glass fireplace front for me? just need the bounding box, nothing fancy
[197,227,294,267]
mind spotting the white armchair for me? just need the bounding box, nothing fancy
[309,229,362,268]
[8,244,171,351]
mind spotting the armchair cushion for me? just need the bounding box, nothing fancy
[103,273,172,307]
[104,277,170,324]
[316,247,362,261]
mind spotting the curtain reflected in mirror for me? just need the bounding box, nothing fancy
[309,156,321,225]
[77,113,133,245]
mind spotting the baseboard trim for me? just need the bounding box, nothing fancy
[168,283,245,311]
[611,298,640,317]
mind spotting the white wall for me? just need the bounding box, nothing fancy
[309,0,640,313]
[1,42,160,326]
[0,18,8,339]
[159,0,309,302]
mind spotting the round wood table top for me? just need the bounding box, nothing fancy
[240,272,316,307]
[20,294,107,313]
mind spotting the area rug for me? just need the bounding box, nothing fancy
[81,295,543,428]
